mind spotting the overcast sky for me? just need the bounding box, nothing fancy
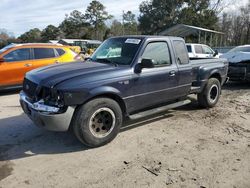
[0,0,248,37]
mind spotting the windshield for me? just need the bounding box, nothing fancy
[228,46,250,53]
[91,37,143,65]
[0,44,15,54]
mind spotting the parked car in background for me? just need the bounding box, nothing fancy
[186,43,220,59]
[0,43,80,90]
[66,45,82,54]
[220,45,250,81]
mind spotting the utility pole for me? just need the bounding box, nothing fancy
[122,10,125,35]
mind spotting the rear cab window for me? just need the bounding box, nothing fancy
[173,40,189,64]
[33,48,56,59]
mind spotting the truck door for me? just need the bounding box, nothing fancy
[0,48,32,87]
[127,41,180,112]
[172,40,192,96]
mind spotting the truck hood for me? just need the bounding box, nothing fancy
[26,61,129,89]
[220,52,250,63]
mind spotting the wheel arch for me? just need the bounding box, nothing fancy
[69,88,127,133]
[209,71,222,83]
[77,86,127,116]
[87,93,127,115]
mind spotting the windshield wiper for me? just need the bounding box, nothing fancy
[95,58,118,67]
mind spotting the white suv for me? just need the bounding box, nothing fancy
[186,43,220,59]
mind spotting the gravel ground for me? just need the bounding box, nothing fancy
[0,82,250,188]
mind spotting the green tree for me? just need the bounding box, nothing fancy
[178,0,218,29]
[18,28,42,43]
[123,11,138,35]
[138,0,184,34]
[138,0,219,35]
[0,29,11,41]
[0,29,17,48]
[59,10,90,39]
[109,20,124,37]
[85,0,113,40]
[41,25,60,42]
[219,1,250,46]
[123,11,136,23]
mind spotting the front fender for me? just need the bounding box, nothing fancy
[89,86,122,98]
[63,86,123,106]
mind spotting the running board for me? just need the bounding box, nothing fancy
[128,99,191,120]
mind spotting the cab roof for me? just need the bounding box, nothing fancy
[110,35,183,40]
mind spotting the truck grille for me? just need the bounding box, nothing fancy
[23,78,38,99]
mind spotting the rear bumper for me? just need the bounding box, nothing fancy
[20,91,75,132]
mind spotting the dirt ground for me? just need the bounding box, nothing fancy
[0,82,249,188]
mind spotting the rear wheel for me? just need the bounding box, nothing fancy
[72,98,122,147]
[198,78,221,108]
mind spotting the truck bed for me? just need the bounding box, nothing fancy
[190,58,228,82]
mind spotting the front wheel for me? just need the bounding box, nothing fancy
[72,98,123,147]
[197,78,221,108]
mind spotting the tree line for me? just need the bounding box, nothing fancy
[0,0,249,49]
[220,2,250,46]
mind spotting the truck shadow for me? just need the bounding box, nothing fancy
[223,81,249,91]
[0,113,86,161]
[122,113,174,132]
[0,112,175,161]
[2,80,247,161]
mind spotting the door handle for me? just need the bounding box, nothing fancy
[169,70,176,76]
[54,60,59,64]
[24,63,32,67]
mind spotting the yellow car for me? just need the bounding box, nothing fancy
[0,43,81,90]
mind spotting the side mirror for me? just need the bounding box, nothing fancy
[141,58,155,68]
[213,50,218,57]
[0,57,4,63]
[135,58,154,73]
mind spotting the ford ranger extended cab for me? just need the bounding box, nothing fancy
[20,36,228,147]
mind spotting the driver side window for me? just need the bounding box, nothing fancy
[141,42,171,67]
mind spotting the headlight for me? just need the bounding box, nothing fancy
[41,88,64,107]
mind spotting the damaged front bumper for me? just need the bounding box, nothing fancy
[20,91,75,131]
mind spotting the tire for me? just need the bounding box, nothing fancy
[197,78,221,108]
[72,98,123,147]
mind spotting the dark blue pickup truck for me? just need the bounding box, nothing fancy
[20,36,228,147]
